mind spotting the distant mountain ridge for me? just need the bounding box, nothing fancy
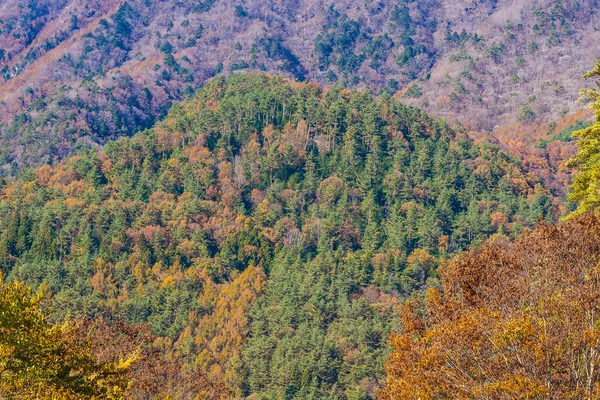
[0,0,597,170]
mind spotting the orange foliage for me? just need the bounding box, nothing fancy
[382,214,600,399]
[77,318,229,399]
[187,265,267,396]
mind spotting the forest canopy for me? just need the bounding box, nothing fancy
[0,73,569,398]
[382,60,600,400]
[567,60,600,216]
[0,274,132,399]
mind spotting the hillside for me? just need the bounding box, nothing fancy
[0,74,565,398]
[0,0,598,170]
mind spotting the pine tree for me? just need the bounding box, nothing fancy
[567,61,600,216]
[0,274,135,399]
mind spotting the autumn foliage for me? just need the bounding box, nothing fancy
[0,74,568,397]
[382,213,600,399]
[76,318,230,400]
[0,275,133,399]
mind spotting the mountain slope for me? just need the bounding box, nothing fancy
[0,74,565,397]
[0,0,597,170]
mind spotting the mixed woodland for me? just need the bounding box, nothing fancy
[2,1,600,398]
[2,68,599,398]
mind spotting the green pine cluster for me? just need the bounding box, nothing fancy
[0,74,559,398]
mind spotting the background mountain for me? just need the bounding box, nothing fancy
[0,0,597,171]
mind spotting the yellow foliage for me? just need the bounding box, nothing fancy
[183,266,267,397]
[0,274,135,399]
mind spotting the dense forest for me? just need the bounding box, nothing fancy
[1,0,599,391]
[0,0,597,171]
[0,72,572,398]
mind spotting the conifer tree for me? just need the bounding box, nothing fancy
[567,61,600,216]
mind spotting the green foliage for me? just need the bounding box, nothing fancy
[404,84,422,98]
[567,62,600,216]
[314,14,365,74]
[396,44,428,66]
[253,35,307,80]
[363,35,394,71]
[235,5,248,17]
[517,105,537,122]
[0,74,560,398]
[229,59,250,72]
[538,120,590,148]
[486,42,506,63]
[390,4,413,33]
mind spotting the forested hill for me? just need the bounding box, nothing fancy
[0,0,598,170]
[0,74,564,398]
